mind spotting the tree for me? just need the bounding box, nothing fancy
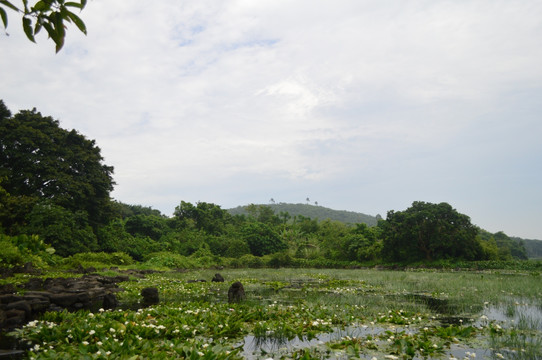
[380,201,482,262]
[173,201,231,235]
[0,0,87,52]
[23,200,98,256]
[241,222,287,256]
[0,101,115,230]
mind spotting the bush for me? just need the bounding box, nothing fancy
[266,252,295,268]
[0,237,24,267]
[63,252,134,267]
[0,234,55,268]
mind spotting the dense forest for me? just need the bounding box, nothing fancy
[0,101,538,270]
[228,203,379,226]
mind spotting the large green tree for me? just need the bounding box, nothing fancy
[173,201,231,235]
[0,0,87,52]
[380,201,483,262]
[0,100,115,231]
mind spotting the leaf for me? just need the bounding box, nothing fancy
[0,0,19,12]
[0,7,7,28]
[80,0,87,9]
[22,16,35,42]
[32,1,50,12]
[65,2,82,9]
[66,9,85,34]
[34,20,42,34]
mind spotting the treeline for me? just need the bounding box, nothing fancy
[0,100,533,269]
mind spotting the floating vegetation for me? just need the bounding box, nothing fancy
[4,268,542,359]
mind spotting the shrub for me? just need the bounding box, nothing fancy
[63,252,134,267]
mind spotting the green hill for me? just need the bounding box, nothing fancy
[516,238,542,259]
[228,203,378,226]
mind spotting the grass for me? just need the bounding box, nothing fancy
[5,267,542,359]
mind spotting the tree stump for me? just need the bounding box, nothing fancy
[227,281,245,303]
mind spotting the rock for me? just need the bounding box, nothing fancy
[6,301,31,319]
[5,309,26,327]
[0,309,6,328]
[141,287,159,306]
[102,293,118,310]
[212,273,225,282]
[0,284,15,295]
[0,274,130,332]
[49,293,81,308]
[24,278,43,291]
[228,281,246,303]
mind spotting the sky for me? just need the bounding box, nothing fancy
[1,0,541,239]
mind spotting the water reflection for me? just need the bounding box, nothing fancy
[242,299,542,359]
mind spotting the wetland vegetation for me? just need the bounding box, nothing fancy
[4,267,542,359]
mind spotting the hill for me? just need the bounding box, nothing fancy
[228,203,378,226]
[516,238,542,259]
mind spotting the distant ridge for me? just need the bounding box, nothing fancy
[227,203,378,226]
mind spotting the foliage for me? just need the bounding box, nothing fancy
[8,268,542,359]
[0,233,54,267]
[174,201,231,235]
[23,201,98,257]
[228,202,378,226]
[63,251,134,267]
[124,214,168,241]
[0,101,115,230]
[380,201,483,262]
[0,0,87,52]
[521,238,542,259]
[241,221,287,257]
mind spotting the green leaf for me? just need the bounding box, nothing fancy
[65,2,82,9]
[22,16,35,42]
[0,7,7,28]
[34,20,42,34]
[32,1,50,12]
[66,9,85,34]
[80,0,87,9]
[0,0,19,12]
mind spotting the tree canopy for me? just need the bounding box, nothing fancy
[380,201,483,262]
[0,0,87,52]
[0,100,115,231]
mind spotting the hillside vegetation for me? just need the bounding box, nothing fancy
[520,238,542,259]
[228,203,378,226]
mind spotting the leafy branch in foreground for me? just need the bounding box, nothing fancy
[0,0,87,52]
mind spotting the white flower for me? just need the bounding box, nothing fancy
[82,341,89,346]
[109,328,115,333]
[97,341,103,346]
[385,356,399,360]
[89,330,95,335]
[495,353,504,359]
[197,351,205,356]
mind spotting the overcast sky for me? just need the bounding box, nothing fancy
[2,0,541,239]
